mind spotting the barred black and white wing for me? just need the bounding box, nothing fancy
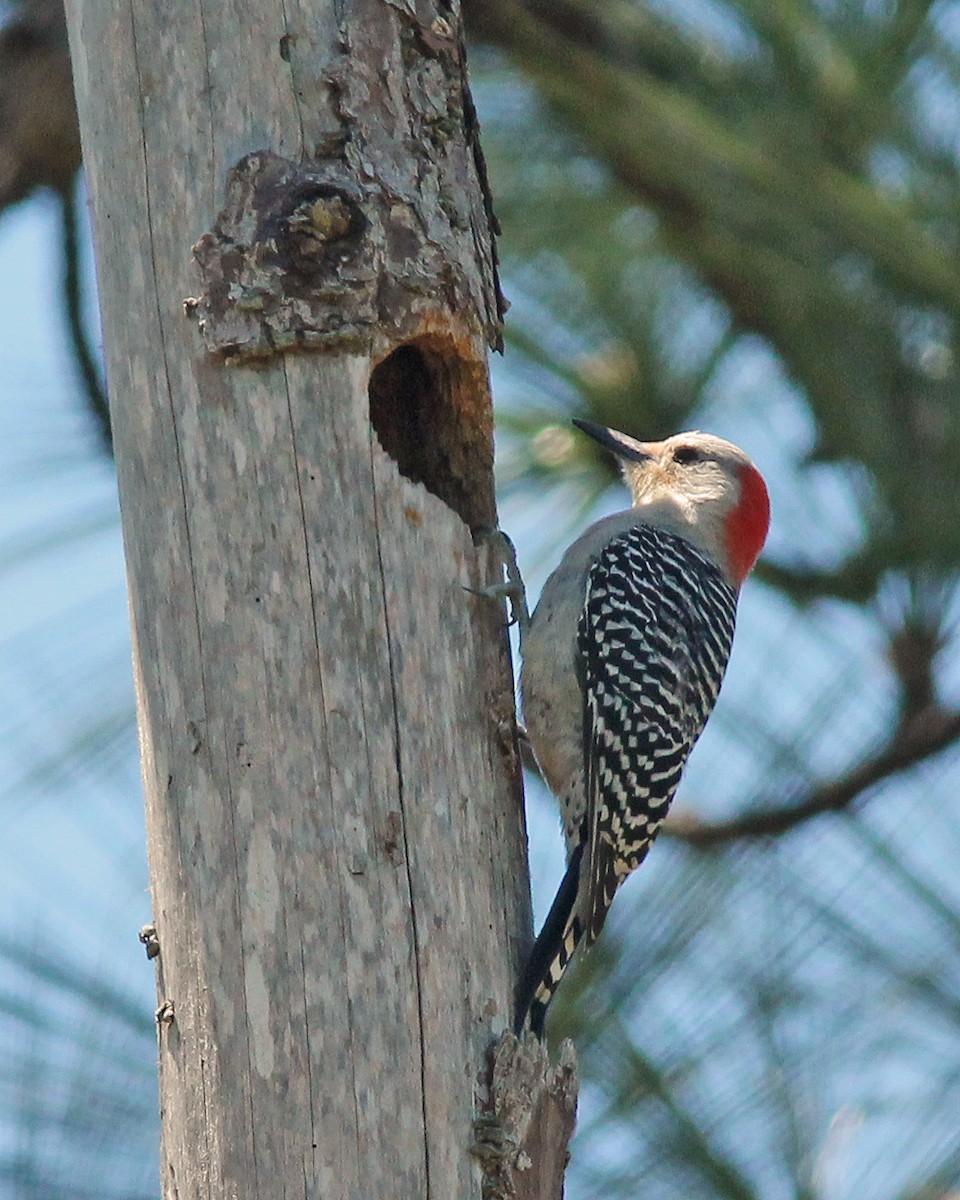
[578,525,737,943]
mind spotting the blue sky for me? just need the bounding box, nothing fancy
[0,193,150,980]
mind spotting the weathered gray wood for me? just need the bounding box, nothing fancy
[62,1,572,1196]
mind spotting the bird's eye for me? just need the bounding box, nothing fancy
[673,446,702,465]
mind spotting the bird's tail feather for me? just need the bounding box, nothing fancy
[515,844,585,1037]
[585,842,622,945]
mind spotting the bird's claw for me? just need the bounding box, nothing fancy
[463,581,523,627]
[469,527,529,635]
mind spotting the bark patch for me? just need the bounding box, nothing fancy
[473,1031,579,1199]
[189,151,375,360]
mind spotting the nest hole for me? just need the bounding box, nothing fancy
[368,340,494,530]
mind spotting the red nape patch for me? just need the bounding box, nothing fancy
[725,464,770,586]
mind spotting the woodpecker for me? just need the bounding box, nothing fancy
[514,420,770,1036]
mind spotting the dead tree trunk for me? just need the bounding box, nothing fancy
[64,1,575,1196]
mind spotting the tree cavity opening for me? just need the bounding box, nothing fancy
[368,338,495,530]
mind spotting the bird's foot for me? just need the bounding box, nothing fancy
[467,527,530,635]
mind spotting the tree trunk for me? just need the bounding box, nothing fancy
[63,2,574,1196]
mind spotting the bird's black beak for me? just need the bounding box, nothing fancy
[572,419,652,465]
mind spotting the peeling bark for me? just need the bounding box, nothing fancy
[473,1033,578,1199]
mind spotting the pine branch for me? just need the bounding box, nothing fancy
[59,179,111,453]
[663,708,960,845]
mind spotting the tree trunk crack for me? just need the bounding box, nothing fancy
[277,0,306,157]
[282,374,365,1181]
[217,720,263,1199]
[369,432,433,1196]
[192,0,217,216]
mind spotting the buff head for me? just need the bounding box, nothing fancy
[574,419,770,587]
